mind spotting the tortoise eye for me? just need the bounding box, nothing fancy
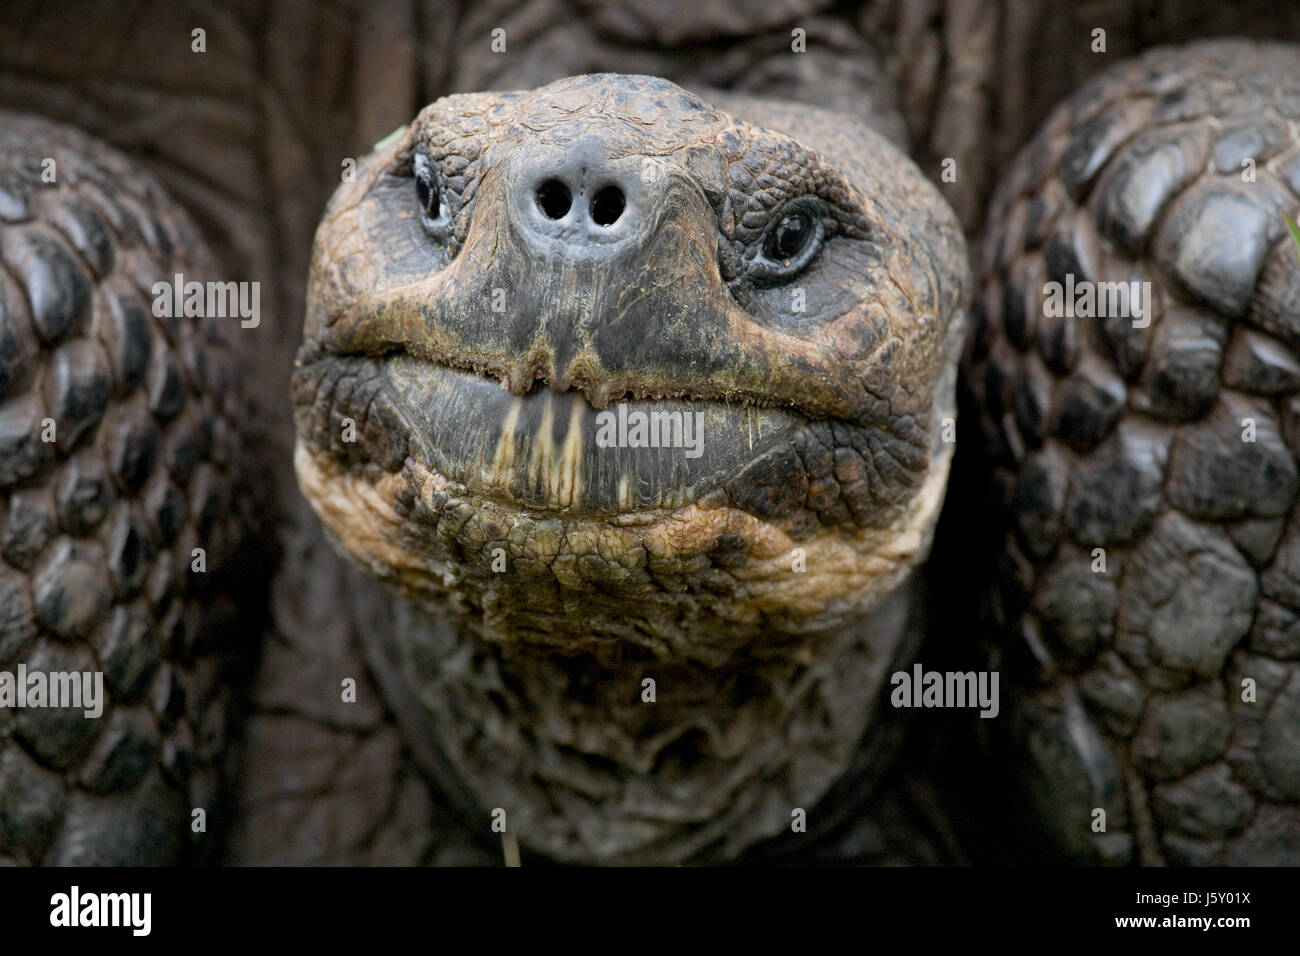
[747,198,826,281]
[415,166,439,218]
[766,212,814,262]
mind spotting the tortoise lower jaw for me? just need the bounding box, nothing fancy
[291,346,955,656]
[292,434,935,661]
[294,351,817,516]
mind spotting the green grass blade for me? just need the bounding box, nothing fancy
[1286,212,1300,261]
[373,124,409,152]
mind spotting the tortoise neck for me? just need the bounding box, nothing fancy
[361,576,923,863]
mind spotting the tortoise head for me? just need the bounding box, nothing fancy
[292,73,968,660]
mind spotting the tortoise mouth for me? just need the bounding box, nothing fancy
[295,351,815,516]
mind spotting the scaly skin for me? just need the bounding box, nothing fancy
[292,74,969,863]
[0,112,262,864]
[965,40,1300,865]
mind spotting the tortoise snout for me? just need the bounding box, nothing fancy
[509,137,654,253]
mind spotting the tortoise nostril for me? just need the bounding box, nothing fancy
[590,186,625,226]
[535,179,572,219]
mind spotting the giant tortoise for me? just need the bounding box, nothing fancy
[0,0,1298,867]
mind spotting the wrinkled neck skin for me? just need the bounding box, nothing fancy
[366,546,927,865]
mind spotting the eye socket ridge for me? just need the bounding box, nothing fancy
[750,197,826,281]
